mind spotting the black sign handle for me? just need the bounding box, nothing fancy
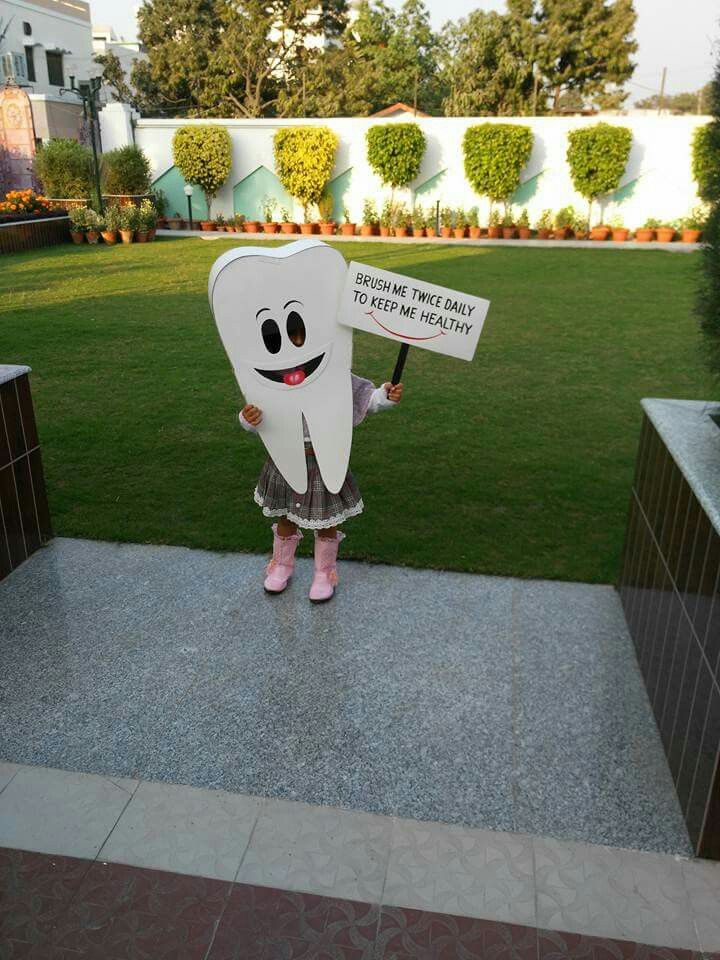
[391,343,410,385]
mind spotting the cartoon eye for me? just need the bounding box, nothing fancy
[261,318,281,354]
[286,310,306,347]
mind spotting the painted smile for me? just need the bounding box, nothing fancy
[365,310,446,342]
[255,353,325,386]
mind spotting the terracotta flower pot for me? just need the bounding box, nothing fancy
[411,227,425,237]
[135,229,149,243]
[426,227,437,238]
[86,230,100,245]
[487,226,502,239]
[394,226,408,238]
[379,226,391,237]
[634,228,654,242]
[574,231,588,241]
[611,228,630,242]
[453,227,467,239]
[681,228,701,243]
[340,223,356,236]
[468,226,481,239]
[245,221,261,233]
[360,224,375,236]
[167,218,185,230]
[263,222,279,233]
[502,226,517,240]
[590,226,610,241]
[300,223,314,235]
[537,228,551,240]
[280,222,298,234]
[70,230,85,244]
[319,222,336,235]
[101,230,117,245]
[518,227,532,240]
[119,229,134,244]
[200,221,216,231]
[554,228,570,240]
[440,226,452,238]
[225,225,236,233]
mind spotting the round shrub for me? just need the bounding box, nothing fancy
[33,138,93,199]
[692,123,720,203]
[102,145,151,195]
[566,123,632,222]
[172,125,232,216]
[274,126,338,221]
[366,123,426,191]
[462,123,533,210]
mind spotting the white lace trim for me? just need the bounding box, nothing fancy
[253,488,364,529]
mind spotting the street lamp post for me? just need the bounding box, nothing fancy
[183,184,194,231]
[61,75,103,214]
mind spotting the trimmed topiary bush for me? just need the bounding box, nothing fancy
[366,123,426,195]
[697,58,720,381]
[33,138,93,199]
[273,126,338,221]
[102,145,152,195]
[566,123,632,226]
[172,125,232,217]
[462,123,533,214]
[692,123,720,204]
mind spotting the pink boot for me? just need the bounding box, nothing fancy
[309,531,345,603]
[264,524,302,594]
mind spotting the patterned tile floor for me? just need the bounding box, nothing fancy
[1,763,719,960]
[0,538,691,855]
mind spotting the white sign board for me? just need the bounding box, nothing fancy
[338,262,490,361]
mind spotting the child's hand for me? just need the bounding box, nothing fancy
[242,404,263,426]
[384,382,403,403]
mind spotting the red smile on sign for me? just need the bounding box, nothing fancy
[364,310,446,342]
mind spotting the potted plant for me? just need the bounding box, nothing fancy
[167,212,185,230]
[535,209,553,240]
[318,193,335,235]
[635,218,658,242]
[225,216,236,233]
[502,209,517,240]
[138,199,158,241]
[554,206,575,240]
[391,201,408,237]
[151,189,168,229]
[101,204,121,245]
[410,203,425,238]
[33,138,94,207]
[68,206,87,244]
[462,123,534,240]
[274,126,338,239]
[590,222,611,241]
[655,222,675,242]
[454,207,467,239]
[572,212,589,240]
[119,204,138,243]
[277,206,295,234]
[361,199,378,237]
[246,216,261,233]
[380,199,394,237]
[339,205,355,237]
[85,208,101,245]
[200,215,216,231]
[426,208,437,238]
[234,213,246,232]
[517,208,531,239]
[440,206,454,238]
[214,213,226,232]
[467,206,481,239]
[487,208,502,239]
[678,206,706,243]
[610,214,630,242]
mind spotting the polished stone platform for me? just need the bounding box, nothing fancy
[0,538,692,855]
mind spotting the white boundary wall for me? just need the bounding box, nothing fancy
[100,108,710,226]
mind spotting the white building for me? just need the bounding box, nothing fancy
[0,0,95,139]
[91,23,146,105]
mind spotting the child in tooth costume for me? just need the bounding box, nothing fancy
[208,239,405,604]
[239,375,403,601]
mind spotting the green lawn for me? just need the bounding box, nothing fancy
[1,237,712,583]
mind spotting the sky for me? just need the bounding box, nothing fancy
[91,0,718,102]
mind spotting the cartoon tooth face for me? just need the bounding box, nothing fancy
[209,239,353,495]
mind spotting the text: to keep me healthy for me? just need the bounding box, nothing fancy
[353,270,477,319]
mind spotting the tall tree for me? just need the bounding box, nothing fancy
[440,10,538,117]
[636,83,713,114]
[508,0,637,114]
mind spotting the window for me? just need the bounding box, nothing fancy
[45,50,63,86]
[24,46,35,83]
[22,21,32,36]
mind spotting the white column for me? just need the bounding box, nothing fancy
[98,102,137,152]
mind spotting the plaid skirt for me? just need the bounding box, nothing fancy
[254,448,363,529]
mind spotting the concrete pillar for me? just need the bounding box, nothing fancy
[98,102,137,152]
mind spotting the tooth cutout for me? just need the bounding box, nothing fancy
[209,240,353,495]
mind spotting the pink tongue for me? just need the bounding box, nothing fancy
[283,368,306,386]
